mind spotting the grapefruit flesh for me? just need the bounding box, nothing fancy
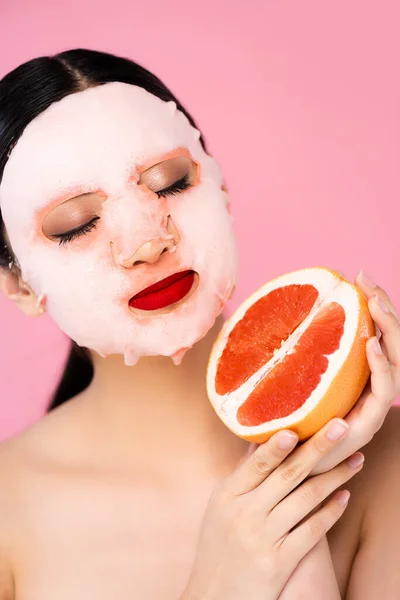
[236,301,345,425]
[207,267,375,442]
[215,284,319,396]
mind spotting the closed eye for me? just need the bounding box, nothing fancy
[155,175,191,198]
[51,217,100,246]
[50,175,191,245]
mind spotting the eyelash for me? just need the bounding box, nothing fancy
[156,174,191,197]
[53,217,100,246]
[52,175,192,245]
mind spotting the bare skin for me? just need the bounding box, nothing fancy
[0,310,399,600]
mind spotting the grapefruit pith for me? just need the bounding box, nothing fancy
[207,267,375,443]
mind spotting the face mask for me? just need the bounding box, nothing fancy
[0,82,238,365]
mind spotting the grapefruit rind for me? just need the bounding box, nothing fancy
[207,267,374,442]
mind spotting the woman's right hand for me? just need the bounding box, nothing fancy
[181,419,364,600]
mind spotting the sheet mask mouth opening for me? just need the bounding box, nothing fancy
[128,270,197,311]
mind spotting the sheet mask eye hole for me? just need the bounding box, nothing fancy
[41,191,105,243]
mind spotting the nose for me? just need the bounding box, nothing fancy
[111,216,181,268]
[113,238,173,268]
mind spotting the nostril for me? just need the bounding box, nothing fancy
[133,247,169,267]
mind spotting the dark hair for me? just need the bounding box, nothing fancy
[0,49,207,411]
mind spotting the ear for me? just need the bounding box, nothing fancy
[0,268,45,317]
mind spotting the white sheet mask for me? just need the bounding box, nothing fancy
[0,82,238,365]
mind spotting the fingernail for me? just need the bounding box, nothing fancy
[337,490,351,507]
[347,452,365,469]
[326,419,349,441]
[374,295,390,314]
[278,431,298,450]
[359,270,376,288]
[372,337,383,355]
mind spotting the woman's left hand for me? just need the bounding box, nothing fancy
[310,270,400,476]
[277,271,400,599]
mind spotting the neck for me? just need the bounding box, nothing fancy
[80,315,249,483]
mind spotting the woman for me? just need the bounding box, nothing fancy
[0,49,399,600]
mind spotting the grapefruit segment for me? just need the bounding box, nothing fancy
[216,284,319,395]
[207,267,375,443]
[237,302,345,426]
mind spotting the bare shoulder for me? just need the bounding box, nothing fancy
[358,403,400,529]
[0,400,79,508]
[364,403,400,454]
[0,403,73,598]
[343,405,400,530]
[0,396,87,485]
[0,447,14,599]
[358,404,400,496]
[0,399,86,598]
[345,405,400,599]
[0,436,30,599]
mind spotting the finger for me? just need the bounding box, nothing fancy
[269,452,364,541]
[368,296,400,371]
[362,336,396,431]
[336,384,369,431]
[224,430,298,496]
[235,441,258,468]
[380,339,390,362]
[281,489,350,561]
[368,336,395,397]
[355,271,399,319]
[253,418,349,508]
[309,338,396,477]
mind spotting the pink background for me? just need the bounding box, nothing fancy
[0,0,399,440]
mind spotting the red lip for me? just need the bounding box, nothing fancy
[129,270,196,311]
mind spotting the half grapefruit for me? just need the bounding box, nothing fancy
[207,267,375,442]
